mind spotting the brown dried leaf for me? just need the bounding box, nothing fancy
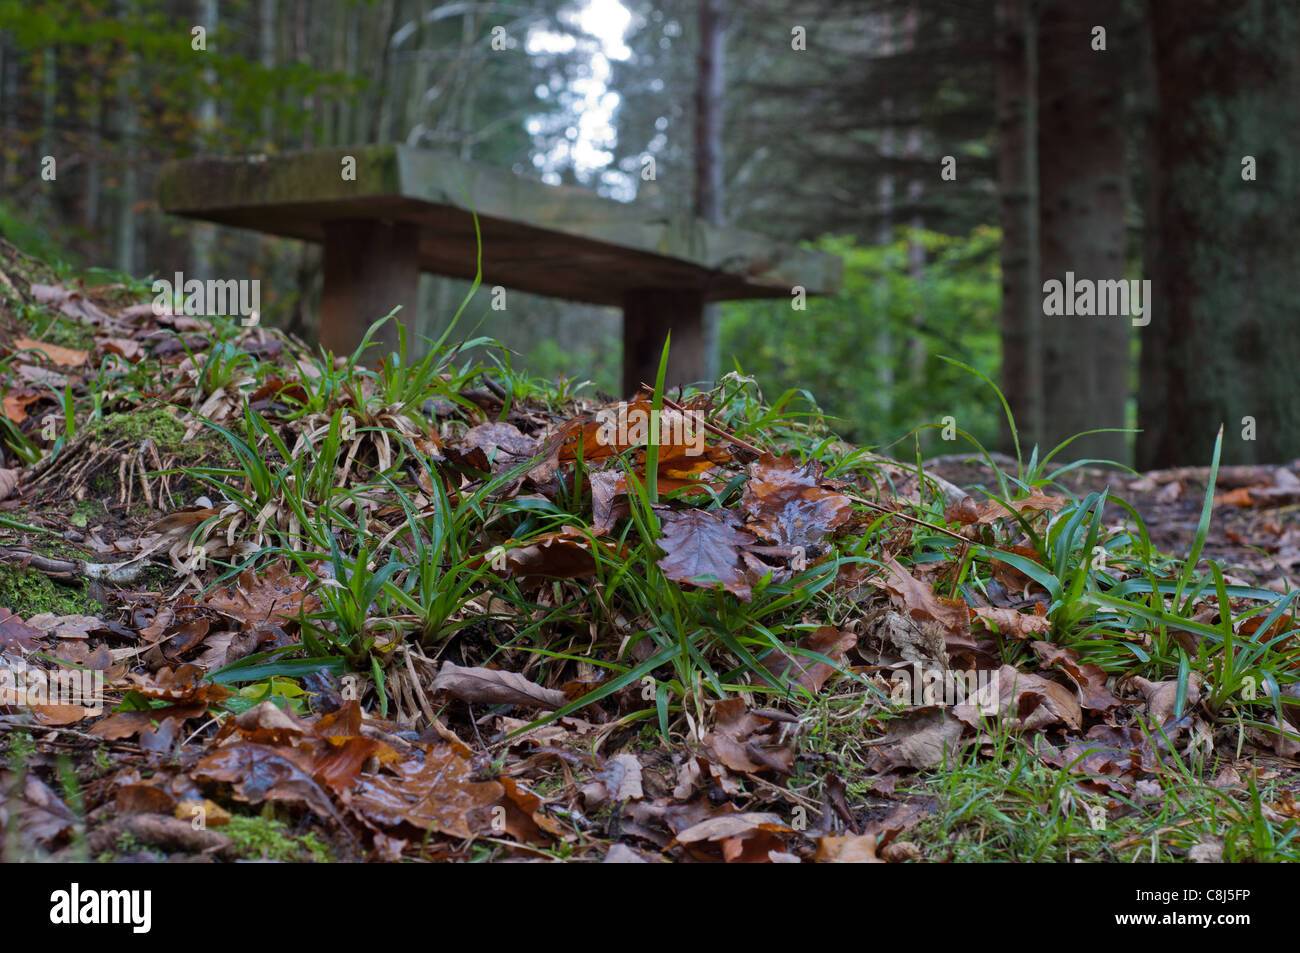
[486,527,612,583]
[430,661,566,710]
[759,626,857,694]
[656,507,757,601]
[701,698,795,775]
[878,708,968,769]
[202,561,320,631]
[815,834,883,863]
[972,606,1051,640]
[878,554,972,631]
[1031,641,1123,712]
[0,772,76,847]
[29,283,111,325]
[1129,674,1200,725]
[0,468,19,501]
[945,489,1066,526]
[12,336,87,367]
[672,812,794,863]
[742,453,853,547]
[0,608,45,651]
[953,664,1082,732]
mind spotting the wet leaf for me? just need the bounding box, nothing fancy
[742,453,853,547]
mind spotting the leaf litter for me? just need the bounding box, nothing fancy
[1,246,1299,862]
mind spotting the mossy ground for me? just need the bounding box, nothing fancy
[86,408,188,448]
[221,814,334,862]
[0,564,99,616]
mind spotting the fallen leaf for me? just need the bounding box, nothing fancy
[430,661,566,710]
[816,834,882,863]
[972,606,1051,639]
[11,336,87,367]
[945,489,1066,526]
[202,561,320,632]
[953,664,1081,732]
[1129,673,1200,725]
[702,698,796,775]
[878,554,971,631]
[878,707,967,769]
[0,608,45,651]
[484,527,614,583]
[0,468,19,501]
[1031,641,1122,712]
[759,626,857,694]
[29,283,111,325]
[582,753,644,808]
[26,613,104,641]
[656,507,758,600]
[742,453,854,547]
[0,772,76,847]
[672,812,794,863]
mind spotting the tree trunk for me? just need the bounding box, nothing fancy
[693,0,725,383]
[995,0,1042,453]
[1037,0,1129,464]
[191,0,218,279]
[114,0,137,275]
[1138,0,1300,468]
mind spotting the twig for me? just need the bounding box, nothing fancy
[844,492,970,543]
[638,382,764,456]
[640,382,967,541]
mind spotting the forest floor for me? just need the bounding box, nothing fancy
[2,238,1299,864]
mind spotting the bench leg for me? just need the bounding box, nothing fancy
[321,220,419,360]
[622,288,706,397]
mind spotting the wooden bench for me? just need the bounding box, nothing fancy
[157,145,841,395]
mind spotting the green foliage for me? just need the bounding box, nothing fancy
[720,227,1002,453]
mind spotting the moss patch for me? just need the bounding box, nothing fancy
[223,814,333,862]
[0,564,98,616]
[87,409,187,448]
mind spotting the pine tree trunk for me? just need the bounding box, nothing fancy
[1137,0,1300,468]
[1037,0,1130,464]
[995,0,1042,453]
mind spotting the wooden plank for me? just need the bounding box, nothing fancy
[157,146,842,305]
